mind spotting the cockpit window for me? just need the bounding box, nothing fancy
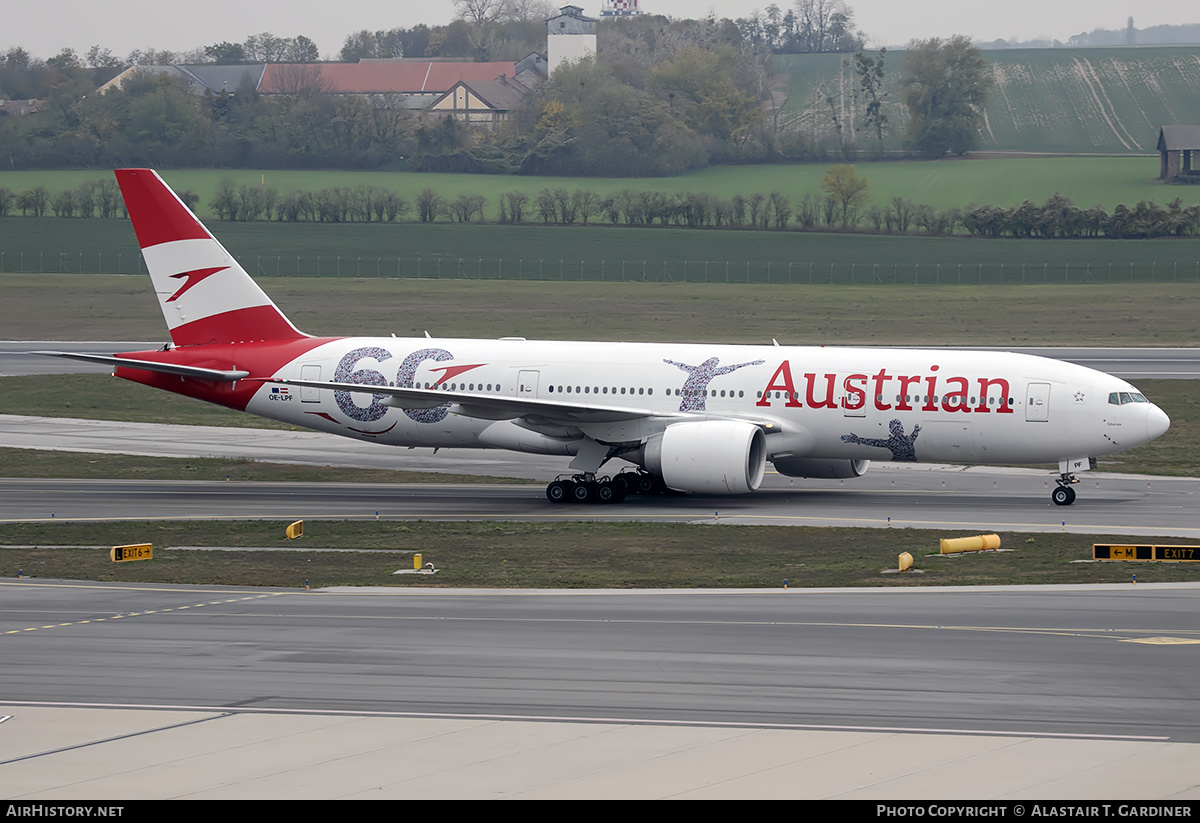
[1109,391,1150,405]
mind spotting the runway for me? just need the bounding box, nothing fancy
[3,579,1199,798]
[1,470,1198,537]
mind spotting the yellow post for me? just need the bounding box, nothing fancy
[286,521,304,539]
[414,553,423,570]
[898,552,913,571]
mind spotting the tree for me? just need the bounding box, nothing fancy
[84,46,121,70]
[283,36,321,63]
[650,46,762,144]
[416,188,444,223]
[525,58,706,176]
[820,164,869,226]
[46,48,82,76]
[454,0,502,24]
[243,33,290,63]
[205,42,247,64]
[900,36,994,157]
[853,48,887,154]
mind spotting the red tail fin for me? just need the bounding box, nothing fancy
[116,169,306,347]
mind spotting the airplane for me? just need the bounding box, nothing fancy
[38,169,1170,507]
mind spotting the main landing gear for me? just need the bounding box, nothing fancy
[545,470,666,505]
[1051,472,1078,506]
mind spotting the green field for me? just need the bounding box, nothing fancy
[4,274,1200,344]
[776,46,1200,155]
[1,156,1197,227]
[4,215,1200,287]
[2,520,1197,588]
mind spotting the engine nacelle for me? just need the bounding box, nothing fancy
[773,457,870,479]
[644,420,767,494]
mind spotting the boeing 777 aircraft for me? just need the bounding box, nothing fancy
[40,169,1170,506]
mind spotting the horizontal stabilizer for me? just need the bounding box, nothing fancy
[33,351,250,382]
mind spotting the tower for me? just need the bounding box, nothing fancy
[600,0,642,16]
[546,5,597,75]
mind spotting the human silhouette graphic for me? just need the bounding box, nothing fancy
[841,419,921,461]
[664,356,764,412]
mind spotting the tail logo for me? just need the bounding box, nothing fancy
[167,266,230,303]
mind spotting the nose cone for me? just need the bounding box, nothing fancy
[1147,404,1171,442]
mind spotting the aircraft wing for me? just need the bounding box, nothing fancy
[256,376,729,427]
[33,351,250,382]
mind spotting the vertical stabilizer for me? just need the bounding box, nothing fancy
[115,169,306,346]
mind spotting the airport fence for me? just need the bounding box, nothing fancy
[3,250,1200,285]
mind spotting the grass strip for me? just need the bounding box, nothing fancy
[4,274,1200,346]
[2,520,1197,589]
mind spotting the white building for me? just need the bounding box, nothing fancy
[547,5,597,75]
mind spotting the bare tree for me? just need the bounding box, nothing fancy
[454,0,502,24]
[499,0,555,22]
[270,64,331,98]
[243,33,290,63]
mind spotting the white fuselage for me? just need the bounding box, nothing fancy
[241,337,1165,469]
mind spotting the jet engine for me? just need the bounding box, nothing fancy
[772,457,870,479]
[643,420,767,494]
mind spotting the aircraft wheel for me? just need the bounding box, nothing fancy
[596,480,626,505]
[546,480,571,504]
[636,473,661,495]
[1051,486,1076,506]
[572,481,597,504]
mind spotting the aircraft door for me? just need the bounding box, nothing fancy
[1025,382,1050,421]
[518,370,540,398]
[300,364,322,403]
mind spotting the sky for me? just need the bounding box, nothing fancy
[4,0,1196,61]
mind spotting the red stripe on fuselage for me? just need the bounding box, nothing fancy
[114,169,211,249]
[113,338,338,411]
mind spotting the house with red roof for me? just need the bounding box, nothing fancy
[258,55,547,121]
[101,54,547,124]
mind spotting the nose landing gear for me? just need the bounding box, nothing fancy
[1051,457,1095,506]
[1051,471,1079,506]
